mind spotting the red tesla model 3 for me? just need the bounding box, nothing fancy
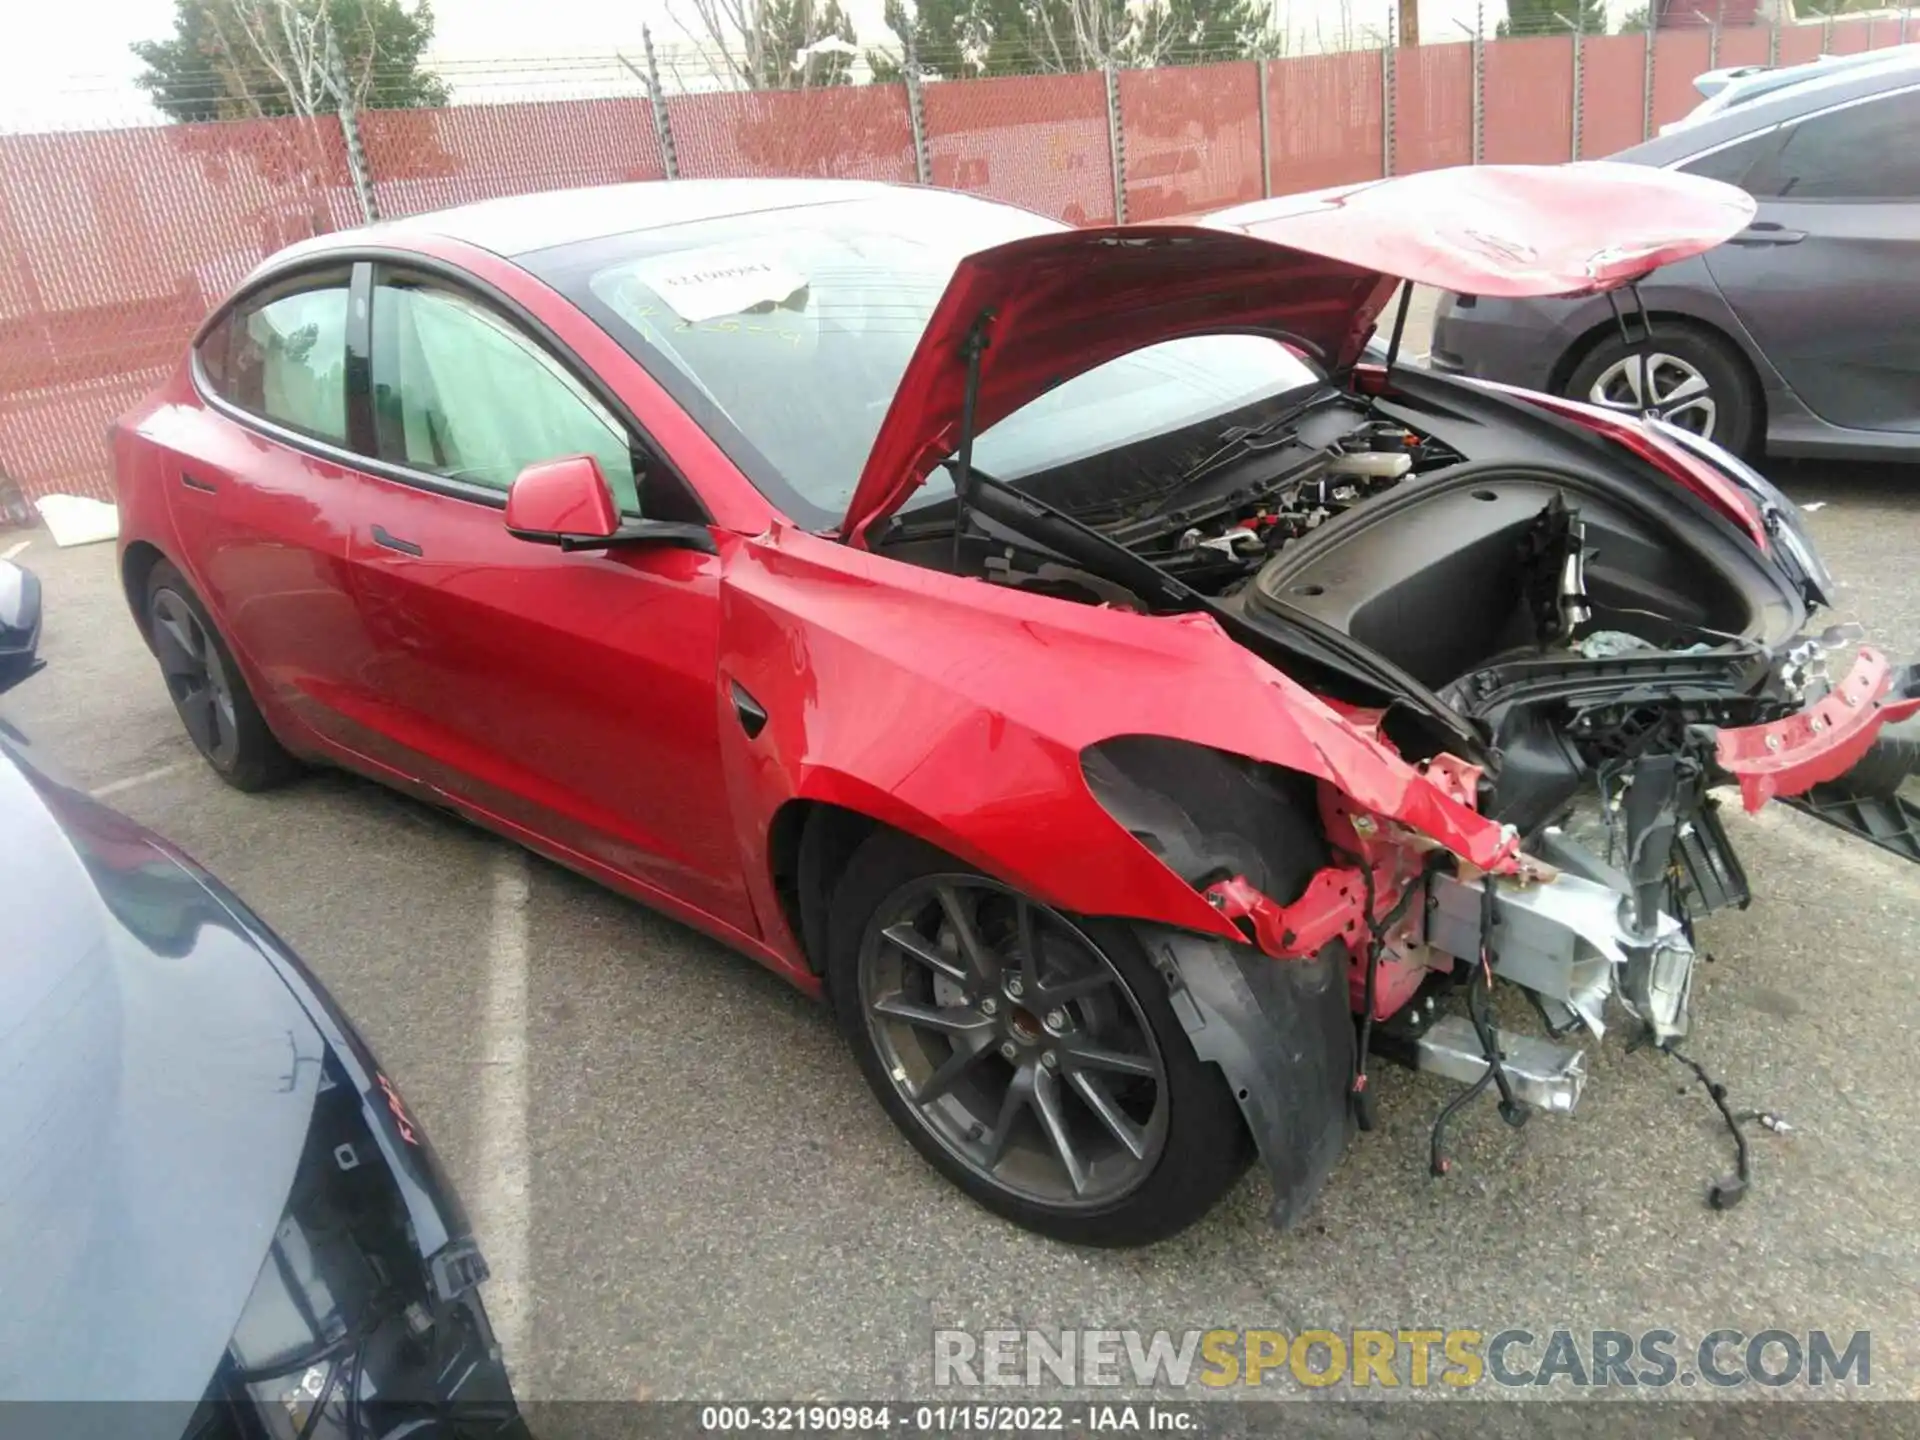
[112,168,1918,1245]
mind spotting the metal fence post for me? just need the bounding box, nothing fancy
[1381,12,1397,178]
[642,26,680,180]
[1103,62,1127,223]
[1471,0,1485,165]
[1570,15,1585,160]
[1256,58,1272,197]
[904,29,932,185]
[324,25,379,223]
[1642,23,1657,141]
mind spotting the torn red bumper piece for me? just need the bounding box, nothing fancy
[1205,867,1374,961]
[1716,647,1920,812]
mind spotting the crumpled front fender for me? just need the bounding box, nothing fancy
[719,525,1521,968]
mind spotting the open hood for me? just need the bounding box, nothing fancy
[840,162,1755,546]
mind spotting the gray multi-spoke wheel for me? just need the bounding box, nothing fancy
[859,875,1169,1209]
[1564,321,1760,458]
[144,559,298,791]
[828,832,1252,1246]
[1586,352,1716,436]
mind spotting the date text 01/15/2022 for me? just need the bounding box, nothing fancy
[697,1405,1196,1432]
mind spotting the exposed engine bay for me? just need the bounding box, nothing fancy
[876,363,1919,1213]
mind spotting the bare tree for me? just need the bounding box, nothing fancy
[670,0,861,89]
[218,0,378,117]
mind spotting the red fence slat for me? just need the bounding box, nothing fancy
[1119,63,1262,222]
[1651,29,1715,129]
[670,85,914,183]
[1483,36,1574,164]
[1394,41,1474,173]
[1578,34,1649,157]
[1267,50,1385,194]
[922,72,1115,224]
[1778,24,1827,65]
[0,115,356,504]
[1715,25,1773,69]
[362,98,665,218]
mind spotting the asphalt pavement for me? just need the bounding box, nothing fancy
[4,440,1918,1416]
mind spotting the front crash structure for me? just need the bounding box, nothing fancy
[1154,645,1918,1224]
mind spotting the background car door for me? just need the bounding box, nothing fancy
[170,266,385,754]
[1700,84,1920,434]
[344,269,754,934]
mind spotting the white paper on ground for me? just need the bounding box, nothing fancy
[35,494,120,548]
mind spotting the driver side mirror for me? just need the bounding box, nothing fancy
[504,455,716,555]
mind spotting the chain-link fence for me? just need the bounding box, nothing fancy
[1,13,1912,507]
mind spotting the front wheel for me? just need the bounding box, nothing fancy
[827,832,1251,1246]
[1564,322,1761,458]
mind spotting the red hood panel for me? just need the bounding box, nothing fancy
[841,164,1755,545]
[1201,161,1756,298]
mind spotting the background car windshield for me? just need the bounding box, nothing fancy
[540,192,1316,528]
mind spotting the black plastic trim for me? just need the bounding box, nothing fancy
[371,524,423,557]
[731,681,770,739]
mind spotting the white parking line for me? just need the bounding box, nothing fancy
[1,539,31,561]
[474,847,532,1377]
[89,760,192,798]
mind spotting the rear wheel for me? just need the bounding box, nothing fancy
[145,560,299,791]
[1564,322,1761,458]
[827,832,1249,1246]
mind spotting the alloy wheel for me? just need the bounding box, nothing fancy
[151,588,241,769]
[1588,352,1717,437]
[858,876,1169,1209]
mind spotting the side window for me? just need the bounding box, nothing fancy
[1746,89,1920,200]
[199,279,351,443]
[1678,129,1785,195]
[369,279,638,510]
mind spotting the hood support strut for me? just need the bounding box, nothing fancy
[950,313,993,572]
[1381,283,1414,373]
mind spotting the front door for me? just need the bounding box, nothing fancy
[1701,83,1920,435]
[338,268,753,934]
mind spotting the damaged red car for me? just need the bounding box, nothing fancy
[111,166,1920,1246]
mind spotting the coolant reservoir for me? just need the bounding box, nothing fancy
[1326,451,1413,480]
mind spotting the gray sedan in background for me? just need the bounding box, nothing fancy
[1430,47,1920,461]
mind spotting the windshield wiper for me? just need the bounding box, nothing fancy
[1164,392,1330,493]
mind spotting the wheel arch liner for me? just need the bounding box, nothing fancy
[1142,925,1355,1231]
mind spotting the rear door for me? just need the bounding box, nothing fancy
[341,266,754,932]
[169,265,384,754]
[1698,84,1920,434]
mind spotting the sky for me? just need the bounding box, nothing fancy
[1,0,1634,131]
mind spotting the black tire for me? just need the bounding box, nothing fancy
[826,830,1251,1246]
[145,559,300,792]
[1564,321,1762,458]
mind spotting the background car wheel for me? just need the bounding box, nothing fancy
[1564,322,1761,458]
[145,559,299,791]
[827,831,1251,1246]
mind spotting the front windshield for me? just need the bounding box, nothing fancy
[528,190,1317,529]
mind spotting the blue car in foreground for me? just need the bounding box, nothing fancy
[0,559,525,1439]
